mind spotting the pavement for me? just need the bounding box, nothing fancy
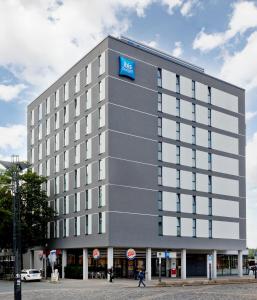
[1,277,257,299]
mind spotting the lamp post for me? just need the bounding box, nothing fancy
[0,155,30,300]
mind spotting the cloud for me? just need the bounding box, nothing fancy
[0,84,26,102]
[172,41,183,57]
[193,1,257,52]
[246,111,257,122]
[161,0,199,16]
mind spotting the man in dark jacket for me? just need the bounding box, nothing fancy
[138,270,146,287]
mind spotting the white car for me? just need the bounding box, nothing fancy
[21,269,42,281]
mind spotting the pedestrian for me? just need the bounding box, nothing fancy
[108,267,114,282]
[138,270,146,287]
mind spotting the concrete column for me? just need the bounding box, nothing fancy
[181,249,186,280]
[62,250,67,279]
[107,247,114,281]
[83,248,88,280]
[146,248,152,281]
[238,250,243,277]
[212,250,217,279]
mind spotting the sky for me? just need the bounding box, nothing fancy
[0,0,257,247]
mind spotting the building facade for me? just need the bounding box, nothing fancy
[27,36,246,280]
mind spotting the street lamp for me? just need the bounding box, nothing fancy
[0,155,30,300]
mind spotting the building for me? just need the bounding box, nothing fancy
[27,36,246,280]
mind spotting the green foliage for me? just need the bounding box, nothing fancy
[64,265,83,279]
[0,169,55,253]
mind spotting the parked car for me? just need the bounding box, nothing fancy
[21,269,42,281]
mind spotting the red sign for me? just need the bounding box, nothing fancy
[126,248,136,260]
[93,248,100,259]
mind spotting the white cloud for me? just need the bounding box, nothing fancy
[181,0,199,17]
[0,84,26,102]
[161,0,199,16]
[0,124,27,160]
[246,111,257,122]
[193,1,257,52]
[172,41,183,57]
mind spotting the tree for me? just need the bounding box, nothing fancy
[0,169,55,253]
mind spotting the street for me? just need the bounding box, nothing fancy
[1,279,257,300]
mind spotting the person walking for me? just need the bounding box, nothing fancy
[138,270,146,287]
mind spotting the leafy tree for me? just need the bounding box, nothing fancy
[0,169,55,253]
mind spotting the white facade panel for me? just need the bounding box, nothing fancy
[162,143,176,164]
[180,123,191,143]
[162,192,176,211]
[163,167,176,187]
[196,174,208,193]
[162,118,176,140]
[212,132,238,155]
[180,100,192,120]
[196,219,209,238]
[196,196,209,215]
[212,176,239,197]
[196,127,208,148]
[181,147,192,167]
[213,221,239,239]
[195,82,208,103]
[212,198,239,218]
[212,110,238,134]
[162,94,176,115]
[196,105,208,125]
[212,154,239,176]
[181,194,192,213]
[181,218,192,237]
[163,216,177,236]
[196,150,208,170]
[181,170,192,190]
[180,76,192,98]
[212,88,238,113]
[162,69,176,91]
[88,214,92,235]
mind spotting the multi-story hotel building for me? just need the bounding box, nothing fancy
[27,36,246,279]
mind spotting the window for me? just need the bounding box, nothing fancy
[75,121,80,140]
[158,142,162,161]
[208,86,211,104]
[192,172,196,191]
[75,98,80,117]
[208,198,212,216]
[85,115,89,134]
[192,196,196,214]
[38,123,42,140]
[98,212,103,234]
[158,166,162,185]
[176,194,181,212]
[64,106,68,123]
[99,159,105,180]
[31,129,34,145]
[64,82,69,101]
[176,169,180,188]
[46,97,50,114]
[86,164,91,185]
[176,122,180,140]
[176,146,180,164]
[208,153,212,171]
[177,217,181,237]
[75,145,80,164]
[85,215,89,235]
[99,80,105,101]
[208,176,212,193]
[75,73,80,93]
[38,163,42,175]
[193,219,196,238]
[192,103,196,122]
[46,119,50,135]
[158,117,162,136]
[54,90,59,108]
[99,106,105,128]
[158,191,162,211]
[98,186,103,207]
[209,220,212,238]
[55,155,59,172]
[192,126,196,145]
[192,80,196,98]
[99,53,105,75]
[74,193,78,212]
[31,110,34,125]
[158,216,163,235]
[208,108,211,126]
[63,196,66,215]
[157,68,162,87]
[208,131,212,148]
[63,219,66,238]
[176,98,180,117]
[38,143,42,160]
[74,217,77,236]
[38,103,42,120]
[54,177,59,195]
[99,132,105,154]
[64,173,67,192]
[158,93,162,112]
[176,75,180,93]
[86,140,90,160]
[64,151,68,169]
[85,89,92,110]
[192,149,196,168]
[55,133,59,151]
[55,112,59,130]
[85,66,88,85]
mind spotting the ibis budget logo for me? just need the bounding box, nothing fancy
[119,56,135,80]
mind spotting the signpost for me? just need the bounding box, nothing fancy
[157,252,162,283]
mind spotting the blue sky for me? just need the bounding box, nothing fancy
[0,0,257,247]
